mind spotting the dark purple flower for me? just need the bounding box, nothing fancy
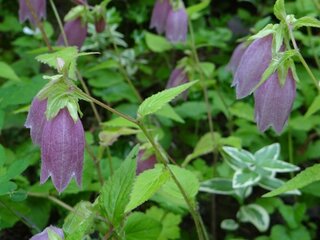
[254,70,296,133]
[95,18,106,33]
[136,150,157,175]
[30,226,64,240]
[233,35,273,99]
[165,6,188,43]
[227,42,247,77]
[166,67,189,100]
[40,108,85,193]
[25,98,47,146]
[19,0,46,27]
[57,18,87,49]
[150,0,171,34]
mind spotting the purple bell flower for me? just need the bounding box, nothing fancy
[136,150,157,175]
[150,0,171,34]
[57,18,87,49]
[254,70,296,133]
[19,0,46,27]
[227,42,247,77]
[166,67,189,100]
[30,226,64,240]
[233,35,273,99]
[40,108,85,193]
[165,5,188,43]
[25,98,48,146]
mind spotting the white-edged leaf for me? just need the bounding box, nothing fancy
[237,204,270,232]
[137,81,197,118]
[0,62,20,81]
[200,178,235,195]
[258,177,300,195]
[233,169,261,188]
[264,164,320,197]
[125,167,170,212]
[254,143,280,162]
[258,160,299,173]
[223,146,255,168]
[221,219,239,231]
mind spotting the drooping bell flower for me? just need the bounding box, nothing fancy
[233,35,273,99]
[25,98,47,146]
[30,226,64,240]
[57,18,87,49]
[95,17,106,33]
[40,108,85,193]
[165,4,188,43]
[254,70,296,133]
[136,150,157,175]
[227,42,247,77]
[19,0,46,27]
[166,67,189,100]
[150,0,171,34]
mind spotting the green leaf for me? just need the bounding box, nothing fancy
[155,104,185,123]
[305,95,320,117]
[0,62,20,81]
[0,182,17,196]
[146,207,182,240]
[0,145,5,167]
[258,177,300,195]
[124,212,162,240]
[273,0,286,21]
[237,204,270,232]
[137,81,197,118]
[220,219,239,231]
[48,228,64,240]
[200,178,235,195]
[233,169,261,188]
[0,158,31,183]
[186,0,211,17]
[264,164,320,197]
[99,146,138,227]
[294,16,320,29]
[125,167,170,212]
[64,201,94,240]
[278,203,306,229]
[145,32,172,52]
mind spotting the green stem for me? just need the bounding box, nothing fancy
[28,192,74,212]
[307,27,320,70]
[49,0,68,46]
[86,143,105,186]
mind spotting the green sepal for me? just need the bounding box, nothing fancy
[64,5,86,22]
[248,24,276,41]
[294,16,320,29]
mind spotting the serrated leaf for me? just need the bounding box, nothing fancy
[186,0,211,17]
[264,164,320,197]
[145,32,172,52]
[273,0,286,21]
[233,169,261,188]
[200,178,235,195]
[124,212,162,240]
[294,16,320,29]
[0,62,20,81]
[155,104,185,123]
[237,204,270,232]
[100,146,138,227]
[125,167,170,212]
[305,95,320,117]
[137,81,197,118]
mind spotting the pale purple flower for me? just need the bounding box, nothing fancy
[150,0,172,34]
[19,0,46,27]
[233,35,273,99]
[57,18,87,49]
[254,70,296,133]
[25,98,47,146]
[227,42,247,77]
[30,226,64,240]
[166,67,189,100]
[40,108,85,193]
[136,150,157,175]
[165,6,188,43]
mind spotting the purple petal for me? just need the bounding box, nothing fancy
[234,35,273,99]
[227,42,247,77]
[30,226,64,240]
[19,0,46,27]
[57,18,87,49]
[41,108,85,193]
[150,0,171,34]
[165,6,188,43]
[136,150,157,175]
[254,70,296,134]
[25,98,48,146]
[166,67,189,100]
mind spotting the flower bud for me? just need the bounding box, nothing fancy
[95,17,106,33]
[165,5,188,43]
[166,67,189,100]
[57,18,87,49]
[233,35,273,99]
[25,98,47,146]
[254,70,296,133]
[30,226,64,240]
[150,0,171,34]
[19,0,46,27]
[40,108,85,193]
[136,150,157,175]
